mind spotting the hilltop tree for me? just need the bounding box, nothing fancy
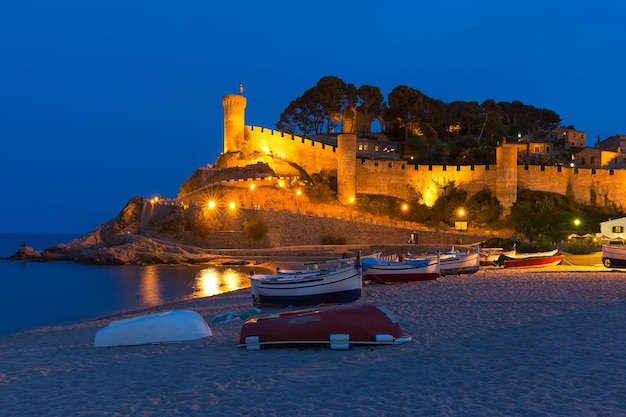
[276,90,325,136]
[386,86,426,141]
[356,85,386,134]
[277,76,357,135]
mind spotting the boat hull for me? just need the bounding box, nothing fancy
[94,310,212,348]
[503,255,564,268]
[249,263,362,307]
[363,259,439,283]
[440,252,480,275]
[601,245,626,268]
[502,248,559,259]
[239,303,412,349]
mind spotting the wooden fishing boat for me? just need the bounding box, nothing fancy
[249,254,362,307]
[479,247,503,265]
[361,256,439,283]
[239,303,412,350]
[601,244,626,268]
[438,251,480,275]
[501,248,559,259]
[94,310,212,348]
[502,254,564,268]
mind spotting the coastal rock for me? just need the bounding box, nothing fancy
[9,244,42,260]
[7,197,217,265]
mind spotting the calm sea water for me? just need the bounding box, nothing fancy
[0,233,253,337]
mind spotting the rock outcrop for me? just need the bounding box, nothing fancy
[7,197,218,265]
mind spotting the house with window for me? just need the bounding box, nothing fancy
[600,217,626,240]
[574,147,626,169]
[547,127,587,148]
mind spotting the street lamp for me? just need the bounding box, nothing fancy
[401,203,409,227]
[295,189,302,213]
[249,184,255,208]
[455,208,468,231]
[349,196,355,219]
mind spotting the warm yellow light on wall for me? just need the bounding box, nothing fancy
[349,196,355,204]
[423,187,437,207]
[249,184,255,190]
[263,146,270,154]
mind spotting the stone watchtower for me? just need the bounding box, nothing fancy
[495,143,518,214]
[222,94,247,153]
[336,134,357,205]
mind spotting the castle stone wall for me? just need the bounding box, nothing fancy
[518,165,626,207]
[245,126,338,174]
[177,206,488,249]
[355,161,498,204]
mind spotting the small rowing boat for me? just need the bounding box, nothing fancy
[239,303,412,350]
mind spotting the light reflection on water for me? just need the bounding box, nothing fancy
[193,266,251,298]
[0,260,261,337]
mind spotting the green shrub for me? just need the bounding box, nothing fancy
[243,217,267,240]
[567,240,590,254]
[534,234,554,251]
[320,234,346,245]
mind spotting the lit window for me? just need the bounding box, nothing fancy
[613,226,623,233]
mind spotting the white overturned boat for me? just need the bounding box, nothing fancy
[94,310,212,348]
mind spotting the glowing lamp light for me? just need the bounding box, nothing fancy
[249,184,255,190]
[296,189,302,196]
[574,218,581,227]
[401,203,409,212]
[229,201,236,209]
[457,208,466,217]
[208,201,216,209]
[349,196,355,204]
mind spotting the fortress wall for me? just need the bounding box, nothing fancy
[355,161,499,204]
[179,206,488,249]
[518,166,626,208]
[245,126,338,173]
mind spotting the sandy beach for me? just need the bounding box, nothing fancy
[1,266,625,416]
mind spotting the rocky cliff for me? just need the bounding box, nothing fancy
[7,197,221,265]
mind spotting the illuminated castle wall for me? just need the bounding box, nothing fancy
[222,94,626,211]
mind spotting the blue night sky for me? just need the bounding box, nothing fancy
[1,0,625,234]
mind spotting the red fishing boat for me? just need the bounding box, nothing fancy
[502,254,564,268]
[239,303,412,350]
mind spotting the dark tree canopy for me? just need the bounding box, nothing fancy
[276,76,563,165]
